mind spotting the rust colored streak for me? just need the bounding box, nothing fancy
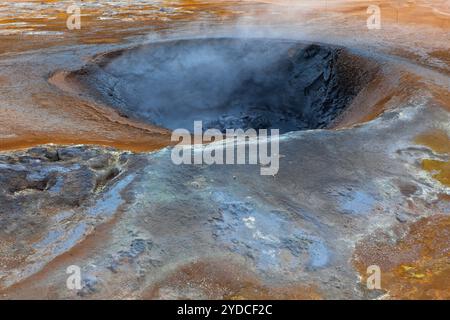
[142,258,322,300]
[0,134,171,153]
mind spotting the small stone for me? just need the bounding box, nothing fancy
[396,212,409,223]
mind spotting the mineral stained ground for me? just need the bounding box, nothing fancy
[0,1,449,299]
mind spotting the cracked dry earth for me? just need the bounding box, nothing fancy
[0,1,450,299]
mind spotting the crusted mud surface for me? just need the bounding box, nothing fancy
[0,1,449,299]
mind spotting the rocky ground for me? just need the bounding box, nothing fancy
[0,1,449,299]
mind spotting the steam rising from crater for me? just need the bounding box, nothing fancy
[72,38,379,133]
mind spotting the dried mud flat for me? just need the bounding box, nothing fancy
[0,1,449,299]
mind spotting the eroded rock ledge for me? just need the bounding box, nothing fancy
[0,146,144,289]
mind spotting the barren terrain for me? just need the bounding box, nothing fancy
[0,1,449,299]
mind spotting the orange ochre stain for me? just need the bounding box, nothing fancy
[353,215,450,299]
[415,129,450,187]
[0,134,171,153]
[142,259,322,300]
[421,159,450,187]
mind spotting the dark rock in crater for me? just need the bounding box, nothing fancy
[71,38,380,133]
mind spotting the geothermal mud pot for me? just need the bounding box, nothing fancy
[0,1,449,300]
[72,38,378,133]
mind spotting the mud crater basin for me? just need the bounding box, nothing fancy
[71,38,380,133]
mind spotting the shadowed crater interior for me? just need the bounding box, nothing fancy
[72,38,380,133]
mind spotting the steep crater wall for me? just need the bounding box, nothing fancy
[69,38,381,133]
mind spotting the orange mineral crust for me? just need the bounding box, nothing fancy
[354,215,450,300]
